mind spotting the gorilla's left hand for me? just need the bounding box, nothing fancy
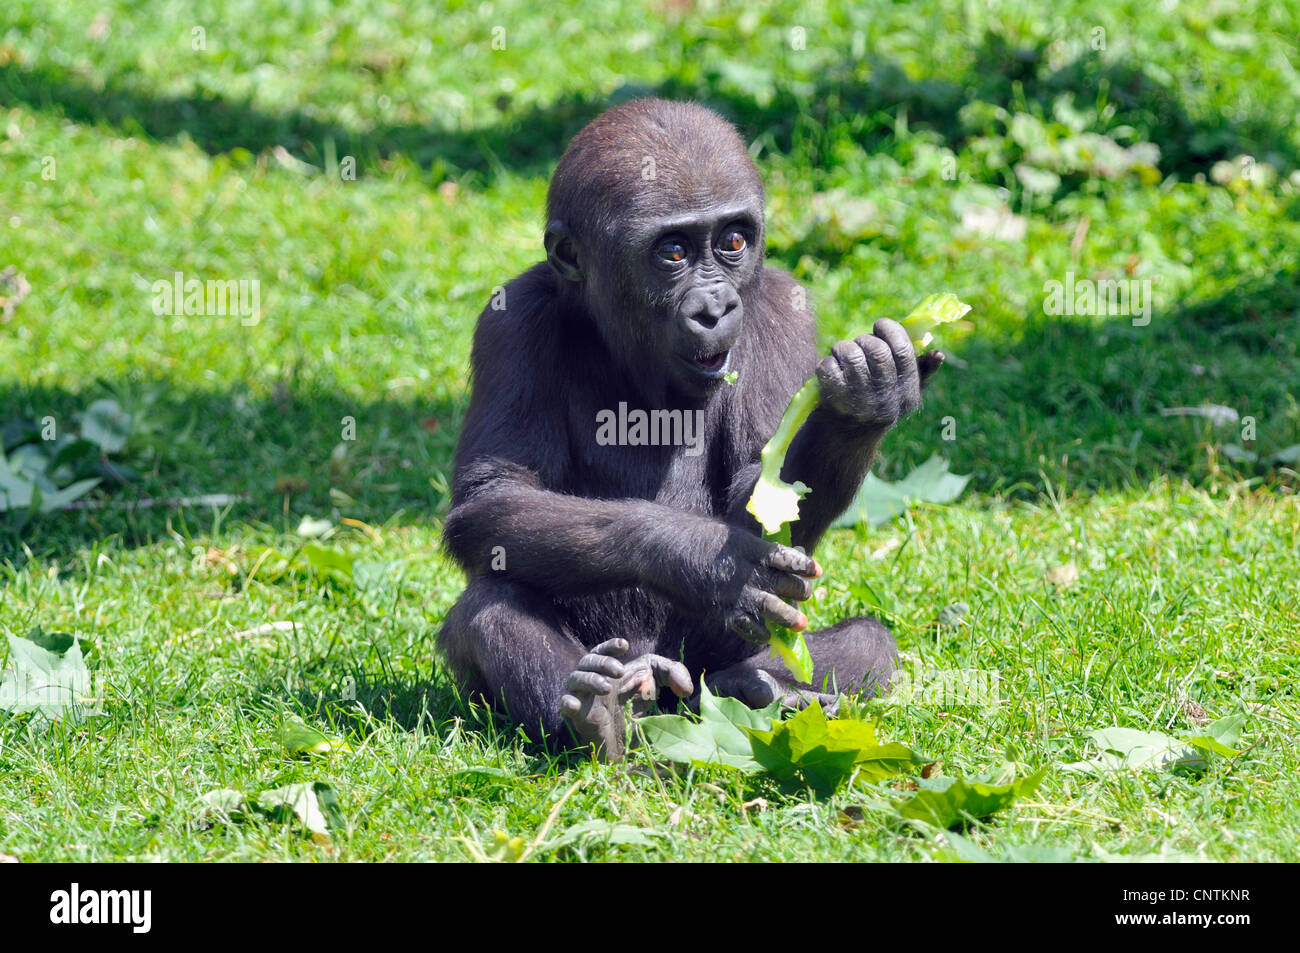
[816,318,944,433]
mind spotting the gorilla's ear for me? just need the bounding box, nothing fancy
[544,219,583,284]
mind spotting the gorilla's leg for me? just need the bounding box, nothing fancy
[438,576,583,740]
[439,577,693,759]
[704,616,897,714]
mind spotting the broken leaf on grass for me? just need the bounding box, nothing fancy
[198,788,249,819]
[257,781,344,839]
[278,716,351,756]
[544,820,668,852]
[1063,716,1243,776]
[0,450,100,516]
[640,686,916,796]
[832,455,970,529]
[898,767,1047,829]
[939,830,1078,863]
[78,399,132,454]
[0,629,98,722]
[746,701,918,797]
[638,679,777,772]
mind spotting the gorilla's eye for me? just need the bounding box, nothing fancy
[719,230,746,253]
[656,240,687,263]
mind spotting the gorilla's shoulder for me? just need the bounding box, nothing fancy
[752,265,817,350]
[469,263,564,362]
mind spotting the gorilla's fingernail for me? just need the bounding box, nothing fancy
[794,613,808,631]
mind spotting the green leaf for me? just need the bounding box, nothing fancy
[638,714,762,771]
[48,437,102,475]
[746,377,819,536]
[257,781,342,837]
[746,702,916,797]
[1062,724,1240,776]
[639,680,774,771]
[279,716,351,756]
[301,544,355,581]
[833,455,971,529]
[897,292,972,353]
[1184,710,1246,759]
[0,629,96,721]
[940,831,1080,863]
[1268,444,1300,466]
[0,452,36,511]
[899,767,1047,828]
[1203,711,1247,747]
[198,788,249,818]
[36,478,101,513]
[545,820,667,851]
[25,627,75,656]
[768,631,814,685]
[78,398,131,454]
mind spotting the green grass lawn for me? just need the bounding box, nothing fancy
[0,0,1297,861]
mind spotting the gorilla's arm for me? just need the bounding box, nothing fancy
[444,458,815,634]
[725,319,943,554]
[443,278,818,635]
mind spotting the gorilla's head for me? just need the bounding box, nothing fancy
[545,99,766,399]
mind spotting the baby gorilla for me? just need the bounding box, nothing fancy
[439,98,943,758]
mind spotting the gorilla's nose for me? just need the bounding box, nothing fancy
[685,284,741,330]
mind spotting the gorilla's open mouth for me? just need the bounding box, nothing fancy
[691,351,730,374]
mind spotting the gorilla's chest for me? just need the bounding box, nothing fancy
[567,399,724,514]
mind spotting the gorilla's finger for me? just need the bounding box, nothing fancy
[855,334,898,387]
[727,603,770,644]
[560,694,582,716]
[872,318,913,362]
[815,354,847,402]
[917,350,946,388]
[874,319,919,391]
[620,672,656,700]
[577,653,625,678]
[567,670,612,696]
[591,638,629,657]
[765,544,821,578]
[760,567,814,602]
[832,338,871,388]
[755,589,807,631]
[646,655,694,697]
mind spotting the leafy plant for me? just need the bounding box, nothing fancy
[0,397,136,528]
[898,767,1047,829]
[1063,715,1245,777]
[833,455,971,529]
[747,701,918,797]
[201,781,345,844]
[639,681,917,796]
[0,628,98,723]
[745,294,973,679]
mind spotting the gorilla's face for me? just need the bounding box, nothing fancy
[569,195,763,401]
[542,99,768,401]
[631,199,762,396]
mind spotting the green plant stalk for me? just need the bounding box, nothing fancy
[747,377,821,682]
[744,292,971,684]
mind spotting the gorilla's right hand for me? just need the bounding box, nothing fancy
[645,518,821,643]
